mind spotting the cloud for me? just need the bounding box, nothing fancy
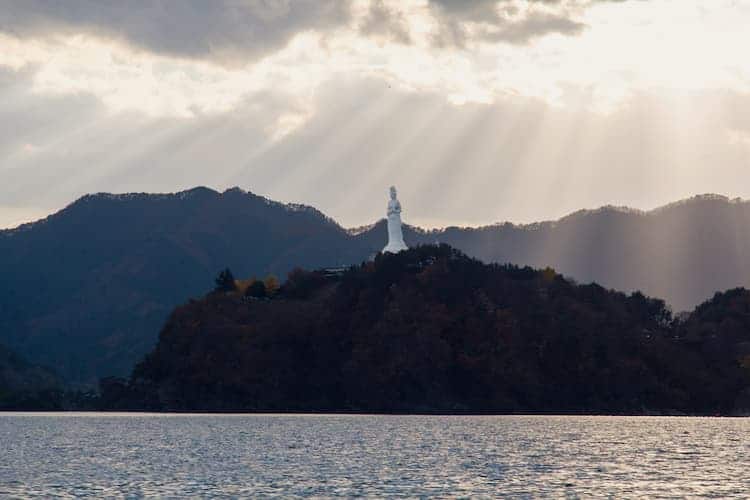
[0,28,331,118]
[358,0,412,45]
[0,0,744,122]
[0,64,304,215]
[0,0,351,65]
[350,0,628,49]
[0,0,595,121]
[4,0,750,233]
[0,0,622,66]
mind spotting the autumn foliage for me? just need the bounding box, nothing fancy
[104,245,750,414]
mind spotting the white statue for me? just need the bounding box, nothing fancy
[383,186,408,253]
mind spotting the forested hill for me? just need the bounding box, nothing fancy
[0,343,64,410]
[0,187,374,383]
[104,246,750,414]
[4,187,750,384]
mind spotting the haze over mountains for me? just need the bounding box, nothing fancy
[2,187,750,383]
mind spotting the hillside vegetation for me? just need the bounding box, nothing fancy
[103,246,750,414]
[0,344,65,410]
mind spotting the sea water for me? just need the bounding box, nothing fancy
[1,413,748,498]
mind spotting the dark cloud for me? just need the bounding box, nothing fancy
[426,0,587,47]
[0,0,638,62]
[0,0,351,64]
[352,0,614,48]
[359,0,412,45]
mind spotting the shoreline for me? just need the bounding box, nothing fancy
[1,409,746,417]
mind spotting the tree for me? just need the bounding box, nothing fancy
[264,275,280,296]
[98,376,130,410]
[245,280,267,298]
[214,268,237,293]
[629,291,672,327]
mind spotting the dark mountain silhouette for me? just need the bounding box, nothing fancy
[0,343,64,409]
[0,187,370,384]
[2,188,750,383]
[103,246,750,414]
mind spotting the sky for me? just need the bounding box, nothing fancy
[1,0,750,229]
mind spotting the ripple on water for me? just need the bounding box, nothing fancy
[0,414,749,497]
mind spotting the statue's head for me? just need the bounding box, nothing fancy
[389,186,397,200]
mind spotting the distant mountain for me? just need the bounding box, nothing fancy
[404,194,750,314]
[3,188,750,383]
[103,246,750,414]
[0,187,373,384]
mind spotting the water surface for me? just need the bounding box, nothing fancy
[1,413,748,497]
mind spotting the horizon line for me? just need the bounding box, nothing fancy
[1,187,746,234]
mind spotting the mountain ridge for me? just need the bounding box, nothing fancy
[3,187,750,383]
[3,189,746,236]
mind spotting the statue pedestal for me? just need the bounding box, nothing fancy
[383,239,408,254]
